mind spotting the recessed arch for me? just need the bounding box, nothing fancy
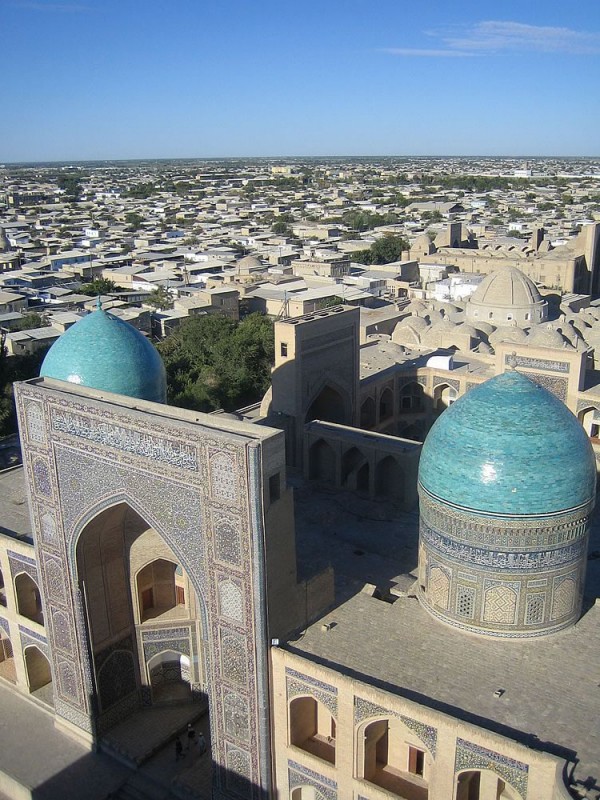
[0,566,6,607]
[375,455,404,503]
[578,406,599,439]
[24,645,53,705]
[305,383,349,425]
[147,649,192,704]
[308,439,336,484]
[358,715,430,799]
[341,447,369,493]
[14,572,43,625]
[0,632,16,684]
[399,382,424,413]
[456,769,522,800]
[360,396,376,429]
[289,695,336,765]
[434,383,457,412]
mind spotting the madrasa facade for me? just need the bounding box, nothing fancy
[0,264,599,800]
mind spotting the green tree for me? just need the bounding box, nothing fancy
[146,286,174,310]
[352,234,409,265]
[12,313,49,332]
[158,313,274,412]
[80,278,119,296]
[125,212,145,231]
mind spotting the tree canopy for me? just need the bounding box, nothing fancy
[0,339,49,436]
[157,313,274,412]
[351,234,408,265]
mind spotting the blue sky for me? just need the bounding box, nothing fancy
[2,0,600,161]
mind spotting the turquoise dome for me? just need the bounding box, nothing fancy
[419,370,596,515]
[40,309,167,403]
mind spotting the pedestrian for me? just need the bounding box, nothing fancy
[186,723,196,751]
[175,736,183,762]
[197,731,207,755]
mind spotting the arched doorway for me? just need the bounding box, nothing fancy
[15,573,44,625]
[24,646,53,706]
[360,397,376,429]
[375,456,404,503]
[0,633,16,684]
[308,439,336,484]
[434,383,457,412]
[148,650,192,704]
[291,787,318,800]
[360,717,429,799]
[289,695,336,765]
[456,770,521,800]
[0,567,6,607]
[399,382,424,413]
[341,447,369,493]
[305,385,347,425]
[578,407,599,439]
[76,502,205,725]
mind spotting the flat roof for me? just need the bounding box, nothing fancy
[0,467,33,543]
[285,475,600,796]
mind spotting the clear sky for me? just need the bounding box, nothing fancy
[2,0,600,161]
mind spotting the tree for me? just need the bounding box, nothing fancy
[158,313,274,412]
[125,212,144,231]
[146,286,174,310]
[12,313,49,332]
[80,278,119,296]
[272,220,292,235]
[353,234,409,265]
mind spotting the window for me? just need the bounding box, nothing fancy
[456,587,475,618]
[525,594,545,625]
[408,746,425,776]
[280,342,288,357]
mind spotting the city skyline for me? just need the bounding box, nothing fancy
[2,0,600,162]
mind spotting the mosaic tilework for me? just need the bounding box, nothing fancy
[0,616,9,636]
[51,409,198,471]
[15,382,275,800]
[19,625,49,659]
[455,738,528,799]
[433,376,460,391]
[25,401,45,444]
[286,668,338,718]
[520,372,568,401]
[353,697,437,756]
[506,354,569,374]
[7,551,39,584]
[288,759,337,800]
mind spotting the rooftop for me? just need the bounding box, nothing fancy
[287,474,600,798]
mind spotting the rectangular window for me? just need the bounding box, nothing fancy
[176,585,185,606]
[280,343,288,357]
[408,746,424,776]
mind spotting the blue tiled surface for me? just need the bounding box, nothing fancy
[40,309,167,403]
[419,370,596,514]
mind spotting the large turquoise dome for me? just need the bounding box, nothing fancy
[40,308,167,403]
[419,370,596,515]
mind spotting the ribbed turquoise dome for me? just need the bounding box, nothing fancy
[419,370,596,515]
[40,309,167,403]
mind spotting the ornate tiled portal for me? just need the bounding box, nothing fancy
[16,380,276,799]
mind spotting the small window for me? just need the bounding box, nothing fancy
[280,343,288,357]
[269,473,281,503]
[408,746,425,776]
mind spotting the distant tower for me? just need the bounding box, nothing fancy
[417,370,596,638]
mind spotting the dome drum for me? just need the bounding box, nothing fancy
[418,488,590,638]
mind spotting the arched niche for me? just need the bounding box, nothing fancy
[375,455,404,503]
[360,397,376,430]
[15,572,44,625]
[456,769,522,800]
[305,384,348,425]
[341,447,369,493]
[358,716,430,800]
[399,382,424,413]
[75,501,204,720]
[0,566,6,606]
[0,632,16,684]
[147,649,192,704]
[24,645,53,705]
[308,439,336,485]
[289,695,336,765]
[434,383,457,412]
[578,406,599,439]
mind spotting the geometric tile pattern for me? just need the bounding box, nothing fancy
[288,759,337,800]
[455,737,528,799]
[354,696,437,756]
[15,381,275,800]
